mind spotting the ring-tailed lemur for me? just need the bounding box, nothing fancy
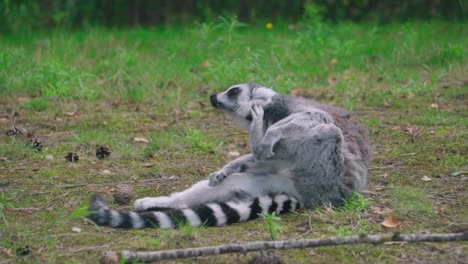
[88,83,370,229]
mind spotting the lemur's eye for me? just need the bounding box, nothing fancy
[227,87,241,98]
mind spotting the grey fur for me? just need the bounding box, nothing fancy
[134,83,370,211]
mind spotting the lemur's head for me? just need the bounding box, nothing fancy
[210,83,277,130]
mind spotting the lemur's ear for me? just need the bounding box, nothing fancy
[251,86,276,101]
[248,82,262,90]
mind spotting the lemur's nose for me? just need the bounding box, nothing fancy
[210,94,220,107]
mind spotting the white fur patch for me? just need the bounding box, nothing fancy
[290,197,300,210]
[182,209,202,227]
[153,212,173,229]
[207,203,227,226]
[259,196,273,215]
[129,211,145,228]
[109,210,122,227]
[274,194,289,214]
[226,201,251,221]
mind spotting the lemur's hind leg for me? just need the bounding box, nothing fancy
[208,154,256,187]
[292,123,346,207]
[134,173,268,211]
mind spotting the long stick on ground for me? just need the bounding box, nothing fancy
[101,232,467,263]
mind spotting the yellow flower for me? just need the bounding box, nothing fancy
[266,22,273,30]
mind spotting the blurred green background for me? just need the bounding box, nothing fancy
[1,0,465,33]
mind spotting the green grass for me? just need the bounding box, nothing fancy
[262,212,282,240]
[0,20,467,263]
[184,128,218,153]
[342,192,371,213]
[0,192,15,226]
[390,186,433,217]
[20,98,48,111]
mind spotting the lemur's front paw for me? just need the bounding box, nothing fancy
[208,170,228,187]
[252,143,275,160]
[134,197,173,211]
[251,104,264,121]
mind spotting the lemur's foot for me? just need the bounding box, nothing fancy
[134,197,173,211]
[208,170,228,187]
[252,143,275,160]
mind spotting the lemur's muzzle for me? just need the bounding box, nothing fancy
[210,94,221,108]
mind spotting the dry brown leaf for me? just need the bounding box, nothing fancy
[404,126,418,135]
[290,89,301,97]
[327,75,337,85]
[381,215,401,228]
[421,175,432,182]
[2,248,14,257]
[17,97,30,103]
[134,137,149,143]
[290,88,316,98]
[199,61,210,68]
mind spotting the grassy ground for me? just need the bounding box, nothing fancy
[0,20,467,263]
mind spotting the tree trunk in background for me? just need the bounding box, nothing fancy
[101,0,114,26]
[39,0,54,27]
[238,0,250,22]
[131,0,143,26]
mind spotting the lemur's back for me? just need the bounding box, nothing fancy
[263,94,370,202]
[309,99,370,192]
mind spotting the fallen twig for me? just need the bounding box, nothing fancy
[101,232,467,263]
[10,207,41,212]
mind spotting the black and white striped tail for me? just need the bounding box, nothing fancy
[88,194,302,229]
